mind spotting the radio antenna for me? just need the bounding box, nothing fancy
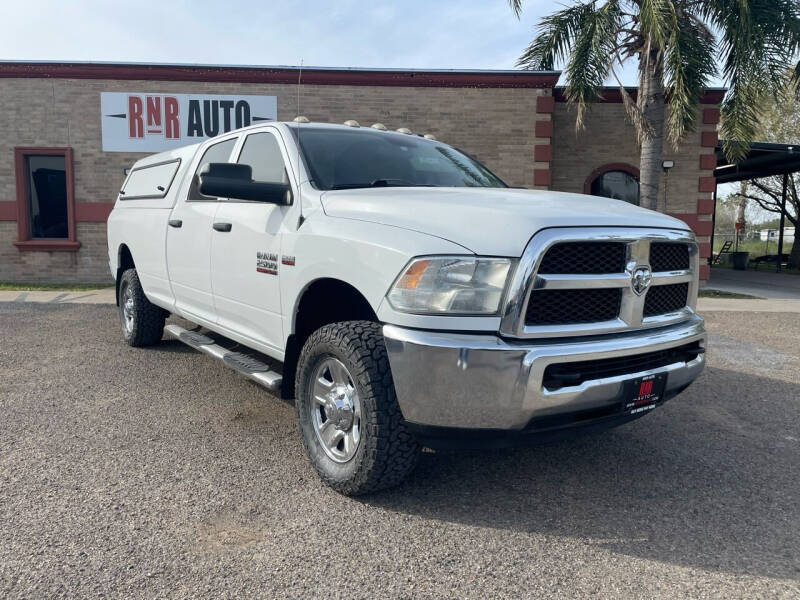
[296,59,303,119]
[295,59,305,228]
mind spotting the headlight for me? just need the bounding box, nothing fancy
[387,256,514,315]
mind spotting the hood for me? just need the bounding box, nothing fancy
[321,187,690,256]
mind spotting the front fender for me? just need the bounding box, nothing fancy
[279,216,469,345]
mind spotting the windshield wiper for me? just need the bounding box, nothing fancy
[329,179,439,190]
[370,179,413,187]
[329,183,372,190]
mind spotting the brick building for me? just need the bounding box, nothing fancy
[0,62,721,284]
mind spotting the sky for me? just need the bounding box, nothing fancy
[0,0,642,84]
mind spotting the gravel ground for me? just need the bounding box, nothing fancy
[1,303,799,599]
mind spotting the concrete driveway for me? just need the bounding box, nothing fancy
[707,267,800,299]
[0,288,115,304]
[1,303,798,598]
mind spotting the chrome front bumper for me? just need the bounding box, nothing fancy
[383,315,706,432]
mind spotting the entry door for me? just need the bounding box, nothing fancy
[210,130,292,351]
[166,137,237,323]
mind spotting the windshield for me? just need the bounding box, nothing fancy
[292,126,507,190]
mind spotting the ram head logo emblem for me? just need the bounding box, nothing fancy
[631,266,652,296]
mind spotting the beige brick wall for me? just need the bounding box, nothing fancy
[551,100,718,280]
[0,76,716,283]
[0,222,110,283]
[0,78,547,282]
[551,102,705,215]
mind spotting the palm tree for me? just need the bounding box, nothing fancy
[508,0,800,211]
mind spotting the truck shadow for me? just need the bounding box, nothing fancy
[363,366,800,581]
[154,338,196,354]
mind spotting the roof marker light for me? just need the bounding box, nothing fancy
[344,120,360,127]
[423,134,437,140]
[293,116,310,123]
[396,127,412,134]
[371,123,387,130]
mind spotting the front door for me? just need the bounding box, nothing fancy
[210,129,293,352]
[166,136,238,323]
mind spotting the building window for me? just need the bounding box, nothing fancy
[585,163,640,206]
[14,147,80,251]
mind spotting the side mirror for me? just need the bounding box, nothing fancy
[198,163,291,204]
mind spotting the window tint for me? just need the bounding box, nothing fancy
[26,155,68,238]
[590,170,639,205]
[120,160,180,200]
[188,138,237,200]
[237,132,288,184]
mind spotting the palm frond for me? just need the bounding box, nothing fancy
[792,60,800,98]
[719,78,761,162]
[664,11,716,147]
[619,82,654,142]
[638,0,676,49]
[702,0,800,157]
[516,2,598,71]
[507,0,523,19]
[562,1,623,129]
[515,0,800,153]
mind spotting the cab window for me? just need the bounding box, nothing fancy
[188,138,237,201]
[236,132,289,185]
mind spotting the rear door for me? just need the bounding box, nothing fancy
[210,129,293,352]
[166,136,238,323]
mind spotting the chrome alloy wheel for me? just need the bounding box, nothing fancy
[311,357,362,463]
[121,284,134,333]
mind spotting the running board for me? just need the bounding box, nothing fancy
[164,324,282,393]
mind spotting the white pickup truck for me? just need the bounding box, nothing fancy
[107,121,706,495]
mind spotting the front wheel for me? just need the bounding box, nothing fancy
[118,268,166,347]
[295,321,420,495]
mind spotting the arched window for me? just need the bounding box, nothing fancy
[585,163,640,206]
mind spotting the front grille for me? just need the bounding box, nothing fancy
[526,288,622,325]
[514,231,696,336]
[543,341,702,390]
[650,243,689,271]
[643,283,688,317]
[538,242,626,274]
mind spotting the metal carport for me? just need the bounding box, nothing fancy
[713,141,800,271]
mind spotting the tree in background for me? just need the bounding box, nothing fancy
[712,194,739,248]
[733,81,800,268]
[736,181,748,246]
[508,0,800,211]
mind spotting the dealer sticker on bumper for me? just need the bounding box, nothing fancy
[624,373,667,415]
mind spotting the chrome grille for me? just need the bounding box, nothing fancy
[500,227,699,339]
[650,243,690,272]
[538,242,626,274]
[525,288,622,325]
[644,283,689,316]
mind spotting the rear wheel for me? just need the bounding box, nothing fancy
[118,268,166,347]
[295,321,420,495]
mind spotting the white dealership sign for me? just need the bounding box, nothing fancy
[100,92,277,152]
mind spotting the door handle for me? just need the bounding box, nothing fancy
[213,222,232,232]
[168,219,182,228]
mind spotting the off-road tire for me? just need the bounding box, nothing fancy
[118,268,166,347]
[296,321,420,495]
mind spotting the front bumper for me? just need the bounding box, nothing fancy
[383,315,706,440]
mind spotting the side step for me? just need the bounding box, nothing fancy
[164,324,282,392]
